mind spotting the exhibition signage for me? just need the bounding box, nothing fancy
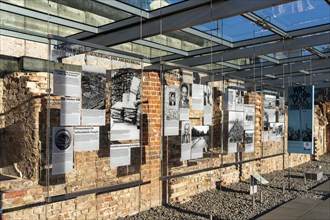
[287,85,314,154]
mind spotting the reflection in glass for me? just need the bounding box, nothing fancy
[254,0,330,31]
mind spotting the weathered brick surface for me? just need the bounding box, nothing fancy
[0,55,328,219]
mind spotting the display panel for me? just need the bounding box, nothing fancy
[165,86,180,136]
[288,85,314,154]
[110,69,141,141]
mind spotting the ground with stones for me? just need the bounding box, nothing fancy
[118,154,330,220]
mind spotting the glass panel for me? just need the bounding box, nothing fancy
[268,48,312,60]
[119,0,185,11]
[314,44,330,53]
[194,16,273,42]
[2,0,132,27]
[0,11,81,37]
[254,0,330,31]
[111,42,171,58]
[144,30,217,51]
[195,63,223,71]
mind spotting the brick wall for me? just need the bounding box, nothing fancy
[0,62,328,219]
[0,70,163,219]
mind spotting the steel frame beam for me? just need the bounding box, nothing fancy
[81,0,295,46]
[171,33,329,67]
[150,24,330,64]
[0,2,98,33]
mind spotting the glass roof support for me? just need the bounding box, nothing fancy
[224,59,330,81]
[95,0,150,18]
[149,24,329,65]
[168,33,329,67]
[242,13,290,38]
[0,29,49,44]
[258,55,280,64]
[80,0,295,47]
[0,2,98,33]
[48,34,146,62]
[134,39,189,56]
[233,23,330,48]
[304,47,328,59]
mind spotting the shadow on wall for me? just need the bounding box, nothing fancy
[0,94,41,180]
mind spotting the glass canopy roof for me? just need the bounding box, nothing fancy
[194,16,273,42]
[254,0,330,31]
[0,0,329,88]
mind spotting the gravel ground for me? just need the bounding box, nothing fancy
[119,154,330,220]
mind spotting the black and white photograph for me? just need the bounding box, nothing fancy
[110,69,141,141]
[244,130,254,153]
[203,85,213,125]
[181,121,192,161]
[165,86,180,136]
[181,121,191,144]
[193,72,201,84]
[278,97,285,123]
[169,92,176,106]
[81,71,106,109]
[180,83,190,108]
[264,94,276,109]
[244,104,255,130]
[52,127,73,175]
[227,111,244,153]
[191,126,210,150]
[269,123,284,141]
[225,88,244,111]
[203,85,212,107]
[264,108,276,130]
[180,83,190,120]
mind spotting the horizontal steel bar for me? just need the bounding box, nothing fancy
[1,180,150,214]
[161,153,284,180]
[0,2,98,33]
[48,34,145,60]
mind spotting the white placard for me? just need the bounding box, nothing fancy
[191,147,203,159]
[181,144,191,161]
[109,144,139,167]
[53,70,81,97]
[52,127,73,175]
[60,97,81,126]
[192,84,204,110]
[74,127,99,151]
[244,130,254,153]
[81,109,106,126]
[244,104,255,130]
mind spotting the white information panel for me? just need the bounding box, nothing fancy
[74,127,99,151]
[53,70,81,97]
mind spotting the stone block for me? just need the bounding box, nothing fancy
[305,171,323,181]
